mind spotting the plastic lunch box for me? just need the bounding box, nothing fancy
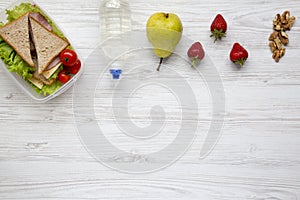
[0,0,83,102]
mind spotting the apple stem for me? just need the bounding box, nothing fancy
[157,57,163,71]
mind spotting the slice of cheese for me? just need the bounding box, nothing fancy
[27,62,62,89]
[43,62,61,79]
[27,77,43,89]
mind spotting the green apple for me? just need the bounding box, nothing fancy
[146,12,183,71]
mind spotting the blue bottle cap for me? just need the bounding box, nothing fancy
[110,69,122,79]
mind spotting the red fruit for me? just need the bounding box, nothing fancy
[187,42,205,67]
[230,43,248,67]
[65,59,81,75]
[58,70,71,83]
[210,14,227,42]
[60,49,78,67]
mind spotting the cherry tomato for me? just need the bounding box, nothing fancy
[58,70,71,83]
[65,59,81,75]
[60,49,78,67]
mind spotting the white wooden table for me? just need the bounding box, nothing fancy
[0,0,300,199]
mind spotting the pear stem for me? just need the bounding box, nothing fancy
[157,57,163,71]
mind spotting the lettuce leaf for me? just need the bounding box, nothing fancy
[0,37,35,79]
[6,2,40,21]
[6,3,64,37]
[41,81,62,96]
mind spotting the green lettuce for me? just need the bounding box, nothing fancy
[40,81,62,96]
[6,2,40,21]
[6,2,64,37]
[0,33,35,79]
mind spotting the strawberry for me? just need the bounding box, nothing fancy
[187,42,205,67]
[229,43,248,67]
[210,14,227,42]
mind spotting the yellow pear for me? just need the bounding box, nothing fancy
[146,12,183,71]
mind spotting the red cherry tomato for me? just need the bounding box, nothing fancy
[60,49,78,67]
[58,70,71,83]
[65,59,81,75]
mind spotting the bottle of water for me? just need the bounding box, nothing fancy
[99,0,131,58]
[99,0,131,43]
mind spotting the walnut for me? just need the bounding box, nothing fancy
[269,41,277,52]
[269,10,295,62]
[272,50,281,62]
[281,31,288,38]
[269,31,278,41]
[288,16,295,30]
[289,16,296,26]
[273,14,281,24]
[281,11,290,24]
[279,48,286,57]
[273,14,281,30]
[274,38,282,50]
[274,24,281,31]
[272,48,285,63]
[279,31,289,45]
[282,16,295,30]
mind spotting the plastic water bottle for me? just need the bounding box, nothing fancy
[99,0,131,60]
[99,0,131,43]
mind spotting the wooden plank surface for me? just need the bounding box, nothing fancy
[0,0,300,199]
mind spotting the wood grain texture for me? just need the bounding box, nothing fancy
[0,0,300,199]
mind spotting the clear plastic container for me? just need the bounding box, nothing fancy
[0,0,83,102]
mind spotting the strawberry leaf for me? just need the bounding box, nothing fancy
[234,58,246,67]
[210,28,226,43]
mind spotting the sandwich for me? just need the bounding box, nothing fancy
[0,3,73,95]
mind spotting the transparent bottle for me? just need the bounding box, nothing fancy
[99,0,131,61]
[99,0,131,42]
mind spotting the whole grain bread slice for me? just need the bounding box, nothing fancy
[29,16,69,74]
[0,13,35,67]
